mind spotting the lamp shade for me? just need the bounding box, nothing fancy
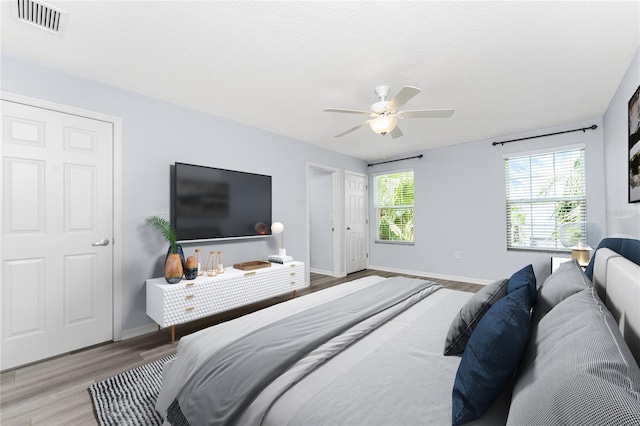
[271,222,284,234]
[368,115,398,135]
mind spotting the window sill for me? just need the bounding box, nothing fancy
[375,240,415,246]
[507,247,571,254]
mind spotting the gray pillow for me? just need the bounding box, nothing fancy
[532,259,591,325]
[443,278,508,355]
[507,288,640,425]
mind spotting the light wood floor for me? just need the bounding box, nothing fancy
[0,270,482,425]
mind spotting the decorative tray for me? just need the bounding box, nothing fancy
[233,260,272,271]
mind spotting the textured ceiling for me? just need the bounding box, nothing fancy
[1,1,639,161]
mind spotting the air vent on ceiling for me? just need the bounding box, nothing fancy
[15,0,67,34]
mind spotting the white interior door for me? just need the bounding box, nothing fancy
[1,100,114,370]
[345,171,368,274]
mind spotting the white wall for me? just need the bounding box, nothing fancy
[1,53,367,335]
[369,117,607,284]
[603,48,640,238]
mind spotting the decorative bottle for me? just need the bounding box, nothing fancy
[194,248,205,276]
[205,251,217,277]
[216,251,225,274]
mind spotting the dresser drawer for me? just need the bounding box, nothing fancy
[161,280,213,325]
[286,263,306,290]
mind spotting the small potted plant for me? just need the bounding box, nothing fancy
[147,215,184,283]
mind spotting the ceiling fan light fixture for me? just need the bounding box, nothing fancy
[369,114,397,135]
[325,85,454,138]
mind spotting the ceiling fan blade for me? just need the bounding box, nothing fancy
[399,109,455,118]
[334,120,370,137]
[386,86,421,110]
[324,108,372,115]
[390,126,403,139]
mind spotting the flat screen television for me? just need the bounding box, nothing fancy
[172,162,272,242]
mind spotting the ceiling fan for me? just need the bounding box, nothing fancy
[324,86,454,139]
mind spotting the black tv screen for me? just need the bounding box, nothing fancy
[172,162,272,242]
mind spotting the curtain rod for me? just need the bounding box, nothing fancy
[367,154,423,167]
[492,124,598,146]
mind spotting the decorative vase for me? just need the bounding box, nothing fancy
[194,248,205,276]
[164,253,183,283]
[216,251,225,274]
[205,251,217,277]
[184,255,198,280]
[164,245,185,284]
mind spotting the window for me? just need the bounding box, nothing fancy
[505,147,586,251]
[374,170,414,243]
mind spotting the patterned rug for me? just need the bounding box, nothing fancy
[89,354,176,426]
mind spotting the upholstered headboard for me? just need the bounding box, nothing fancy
[593,247,640,363]
[585,237,640,280]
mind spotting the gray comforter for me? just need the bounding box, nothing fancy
[166,277,441,426]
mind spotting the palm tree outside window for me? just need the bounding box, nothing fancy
[374,170,415,244]
[505,147,586,251]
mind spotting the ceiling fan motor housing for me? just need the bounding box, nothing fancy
[374,85,391,100]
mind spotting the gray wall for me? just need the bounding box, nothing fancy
[369,117,607,284]
[368,48,640,283]
[603,48,640,237]
[1,53,367,334]
[2,47,637,335]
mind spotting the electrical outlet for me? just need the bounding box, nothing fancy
[454,251,461,259]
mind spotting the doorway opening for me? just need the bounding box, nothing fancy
[306,163,340,282]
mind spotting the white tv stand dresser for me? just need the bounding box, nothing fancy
[146,261,306,343]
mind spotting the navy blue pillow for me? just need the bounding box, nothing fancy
[506,264,537,304]
[452,286,531,425]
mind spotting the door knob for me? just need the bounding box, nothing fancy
[92,238,110,246]
[346,227,351,230]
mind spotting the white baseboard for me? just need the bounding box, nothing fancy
[367,264,492,285]
[309,268,346,278]
[309,267,334,276]
[120,323,158,341]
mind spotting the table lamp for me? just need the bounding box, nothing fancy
[271,222,286,257]
[559,222,597,267]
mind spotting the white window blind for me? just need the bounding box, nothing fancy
[505,147,586,251]
[374,170,414,243]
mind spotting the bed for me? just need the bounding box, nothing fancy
[156,238,640,426]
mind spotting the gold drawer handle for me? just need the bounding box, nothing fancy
[244,271,256,276]
[185,307,195,312]
[185,282,194,287]
[185,295,195,299]
[290,264,296,268]
[291,281,296,285]
[290,272,296,276]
